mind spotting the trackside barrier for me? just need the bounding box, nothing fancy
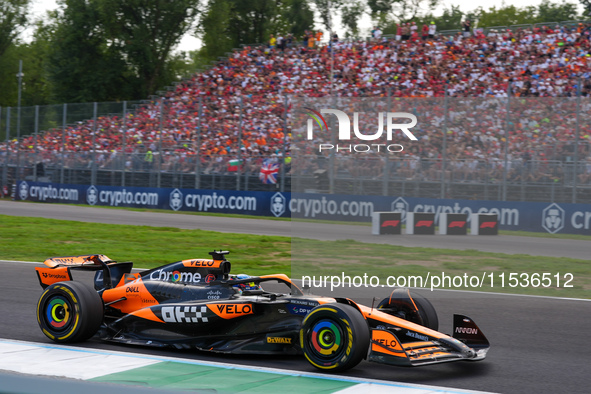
[471,214,499,235]
[439,213,468,235]
[406,212,436,235]
[15,181,291,218]
[14,182,591,235]
[371,212,402,235]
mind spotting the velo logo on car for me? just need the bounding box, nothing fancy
[182,259,223,268]
[208,303,254,319]
[304,108,418,153]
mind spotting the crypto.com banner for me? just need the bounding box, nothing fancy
[15,180,290,218]
[290,192,591,235]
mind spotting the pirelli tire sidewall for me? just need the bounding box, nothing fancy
[300,303,370,372]
[36,281,104,343]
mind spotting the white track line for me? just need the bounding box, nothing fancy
[0,339,495,394]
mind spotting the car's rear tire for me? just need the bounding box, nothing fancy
[37,281,103,343]
[377,289,439,331]
[300,303,369,372]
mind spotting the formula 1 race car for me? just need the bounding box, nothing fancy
[35,251,489,372]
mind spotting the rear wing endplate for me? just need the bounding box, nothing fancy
[37,254,132,291]
[43,254,113,268]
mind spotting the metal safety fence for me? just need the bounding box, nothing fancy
[2,93,591,203]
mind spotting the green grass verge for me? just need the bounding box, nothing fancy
[1,215,589,299]
[292,238,591,299]
[0,215,291,273]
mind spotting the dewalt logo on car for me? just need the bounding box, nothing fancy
[267,337,292,344]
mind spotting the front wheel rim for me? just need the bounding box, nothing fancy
[309,318,345,359]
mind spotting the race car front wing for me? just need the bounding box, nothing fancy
[368,314,489,367]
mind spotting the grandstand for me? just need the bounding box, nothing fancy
[2,21,591,202]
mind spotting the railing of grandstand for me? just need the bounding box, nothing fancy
[2,93,591,203]
[293,156,589,202]
[432,20,591,38]
[0,95,291,194]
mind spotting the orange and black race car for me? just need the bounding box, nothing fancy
[35,251,489,372]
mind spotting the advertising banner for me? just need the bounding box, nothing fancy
[290,192,591,235]
[15,181,591,234]
[15,181,290,218]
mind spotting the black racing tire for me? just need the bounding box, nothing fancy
[377,290,439,331]
[36,281,104,343]
[300,303,370,372]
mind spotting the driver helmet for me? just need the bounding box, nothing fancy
[233,274,259,291]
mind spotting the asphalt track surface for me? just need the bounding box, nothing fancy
[1,200,590,259]
[1,201,590,393]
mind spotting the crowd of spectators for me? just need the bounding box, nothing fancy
[4,21,591,185]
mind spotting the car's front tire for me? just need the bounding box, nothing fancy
[36,281,103,343]
[300,303,369,372]
[377,289,439,330]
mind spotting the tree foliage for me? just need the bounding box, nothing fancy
[0,0,30,57]
[198,0,314,62]
[94,0,202,98]
[477,5,533,27]
[382,0,582,35]
[46,0,132,103]
[0,18,56,107]
[284,0,315,36]
[537,0,580,23]
[368,0,440,24]
[341,0,365,37]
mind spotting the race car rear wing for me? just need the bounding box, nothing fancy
[36,254,134,291]
[42,254,114,268]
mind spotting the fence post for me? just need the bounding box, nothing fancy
[60,104,66,184]
[236,97,243,191]
[157,99,163,188]
[502,82,511,201]
[33,105,39,181]
[279,93,293,193]
[194,96,202,189]
[16,60,23,185]
[329,96,336,194]
[382,89,391,196]
[91,102,97,186]
[280,94,288,193]
[0,106,2,189]
[2,108,9,191]
[441,85,448,199]
[572,78,581,203]
[122,101,127,187]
